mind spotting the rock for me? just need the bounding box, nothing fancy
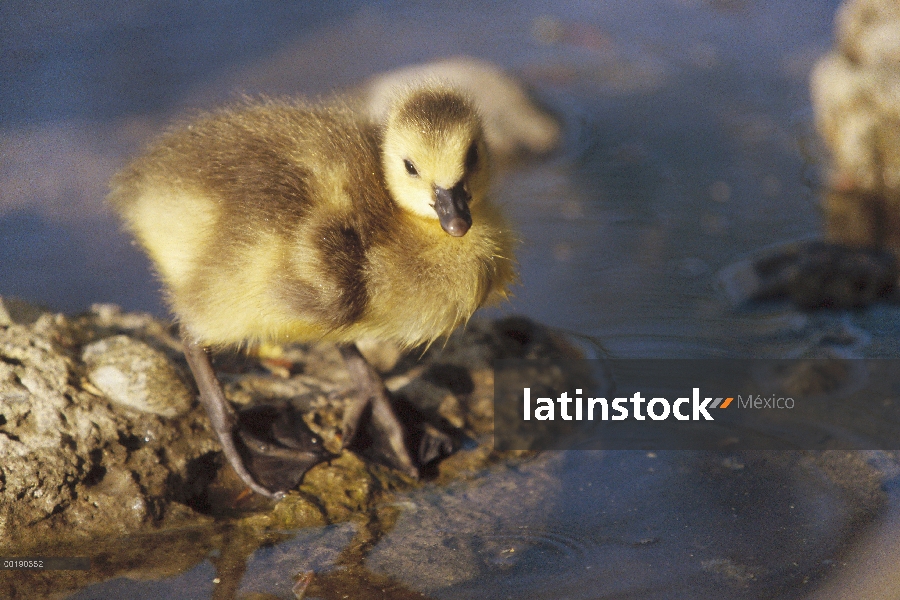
[82,335,193,418]
[354,337,402,373]
[361,57,561,157]
[811,0,900,254]
[820,188,900,256]
[0,296,46,326]
[719,240,897,309]
[0,301,222,553]
[0,299,584,573]
[812,49,900,193]
[835,0,900,68]
[738,0,900,311]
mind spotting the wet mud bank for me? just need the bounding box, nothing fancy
[0,297,584,597]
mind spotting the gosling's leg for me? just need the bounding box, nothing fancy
[182,330,330,498]
[339,344,454,477]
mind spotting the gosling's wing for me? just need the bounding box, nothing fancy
[109,103,322,291]
[110,101,390,345]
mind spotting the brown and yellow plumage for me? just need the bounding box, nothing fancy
[110,87,515,350]
[109,84,517,497]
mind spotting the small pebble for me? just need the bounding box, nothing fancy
[82,335,193,417]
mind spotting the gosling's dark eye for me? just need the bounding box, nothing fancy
[403,159,419,177]
[465,142,479,171]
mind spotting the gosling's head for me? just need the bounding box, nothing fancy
[382,85,488,237]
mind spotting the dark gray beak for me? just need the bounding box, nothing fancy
[433,182,471,237]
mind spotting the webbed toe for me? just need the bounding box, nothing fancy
[339,343,457,478]
[343,393,457,478]
[236,404,334,493]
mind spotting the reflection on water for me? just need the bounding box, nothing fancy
[60,450,894,599]
[9,0,900,598]
[367,451,883,600]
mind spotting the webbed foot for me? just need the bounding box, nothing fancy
[182,331,332,498]
[235,403,334,493]
[339,344,455,477]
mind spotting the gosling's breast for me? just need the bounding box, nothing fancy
[355,216,513,347]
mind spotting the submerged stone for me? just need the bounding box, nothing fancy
[719,240,898,309]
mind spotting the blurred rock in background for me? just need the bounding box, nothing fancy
[360,57,561,158]
[811,0,900,253]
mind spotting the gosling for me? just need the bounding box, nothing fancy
[109,85,516,498]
